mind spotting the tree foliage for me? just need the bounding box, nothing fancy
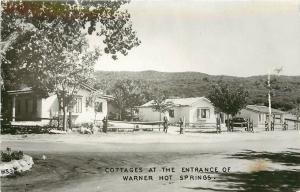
[1,0,140,59]
[208,83,248,116]
[1,0,140,90]
[150,88,174,120]
[95,71,300,112]
[1,1,140,128]
[110,80,150,120]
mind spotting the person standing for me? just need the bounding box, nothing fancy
[179,118,184,134]
[163,116,169,133]
[102,116,108,133]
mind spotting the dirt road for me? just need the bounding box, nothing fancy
[1,130,300,192]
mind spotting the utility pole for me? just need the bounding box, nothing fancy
[267,67,282,131]
[297,101,300,130]
[267,70,272,131]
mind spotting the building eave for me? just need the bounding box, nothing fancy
[7,88,33,95]
[80,83,96,92]
[244,107,286,115]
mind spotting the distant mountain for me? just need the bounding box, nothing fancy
[95,70,300,111]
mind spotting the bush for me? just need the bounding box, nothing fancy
[11,151,24,160]
[1,148,24,162]
[1,152,12,162]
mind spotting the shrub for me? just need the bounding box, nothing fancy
[11,151,24,160]
[1,151,12,162]
[1,148,24,162]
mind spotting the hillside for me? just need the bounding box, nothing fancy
[95,71,300,111]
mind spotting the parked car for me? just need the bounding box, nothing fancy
[225,117,248,127]
[232,117,248,127]
[108,112,118,121]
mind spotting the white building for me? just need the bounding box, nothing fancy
[137,97,219,124]
[6,84,109,126]
[238,105,286,128]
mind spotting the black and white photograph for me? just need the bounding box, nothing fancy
[1,0,300,191]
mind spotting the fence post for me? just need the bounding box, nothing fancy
[11,125,16,134]
[265,121,269,131]
[283,121,288,131]
[249,119,254,133]
[216,118,221,133]
[295,121,299,130]
[230,120,234,132]
[246,119,250,132]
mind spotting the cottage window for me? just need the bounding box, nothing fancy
[95,102,103,112]
[74,98,82,113]
[197,108,210,119]
[169,109,174,118]
[259,113,262,122]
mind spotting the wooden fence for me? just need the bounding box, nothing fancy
[2,118,298,134]
[264,121,298,131]
[105,122,163,133]
[1,124,55,134]
[0,117,65,134]
[184,121,222,133]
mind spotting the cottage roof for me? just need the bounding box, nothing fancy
[6,87,33,94]
[140,97,210,107]
[245,105,286,115]
[97,94,114,100]
[7,83,97,95]
[284,113,299,121]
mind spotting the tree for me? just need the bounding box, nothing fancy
[110,80,149,120]
[2,1,140,89]
[110,81,128,120]
[1,1,140,130]
[150,88,174,122]
[4,26,100,130]
[208,83,248,130]
[85,90,105,122]
[1,1,140,61]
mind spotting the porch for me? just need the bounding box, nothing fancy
[6,88,43,122]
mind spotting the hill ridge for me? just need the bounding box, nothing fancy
[94,70,300,111]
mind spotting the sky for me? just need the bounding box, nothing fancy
[93,0,300,77]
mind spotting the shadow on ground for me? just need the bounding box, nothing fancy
[229,149,300,166]
[185,150,300,192]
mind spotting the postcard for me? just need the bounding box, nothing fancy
[1,1,300,192]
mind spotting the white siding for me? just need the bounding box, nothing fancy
[138,98,216,124]
[138,107,167,122]
[41,95,59,119]
[239,109,265,128]
[175,106,190,123]
[167,106,190,124]
[69,89,108,124]
[189,99,216,124]
[40,89,108,125]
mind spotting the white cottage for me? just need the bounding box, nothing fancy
[238,105,286,127]
[137,97,218,124]
[6,84,110,126]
